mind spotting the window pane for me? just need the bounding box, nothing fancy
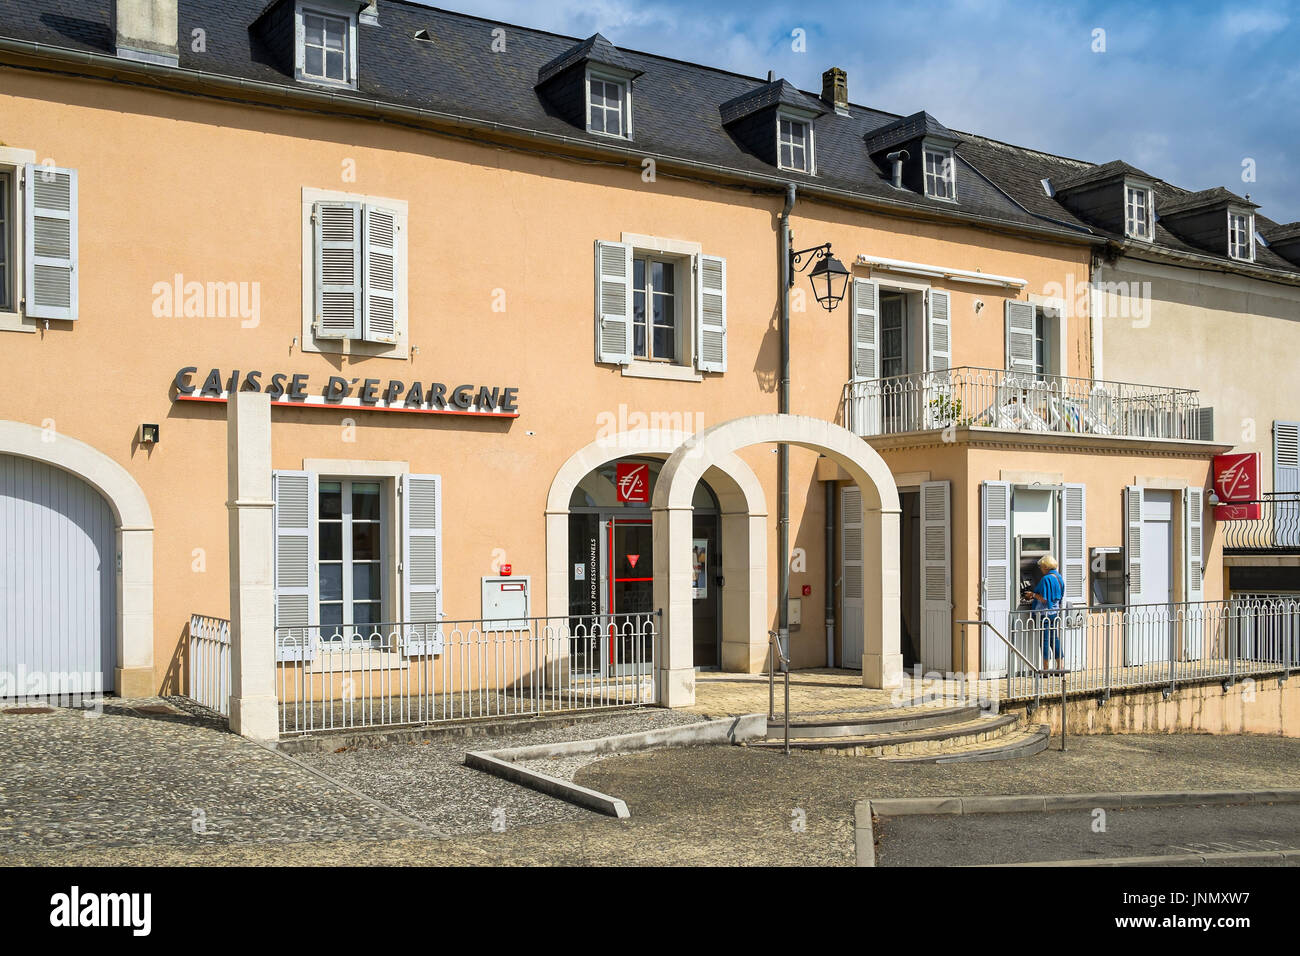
[352,522,379,560]
[325,20,345,50]
[304,45,323,76]
[319,523,342,560]
[634,258,645,289]
[319,562,343,601]
[352,483,381,520]
[652,293,669,328]
[353,602,381,626]
[653,325,675,360]
[633,318,646,357]
[320,603,343,629]
[319,481,342,518]
[780,144,792,167]
[353,563,380,601]
[606,109,621,136]
[325,50,345,81]
[304,14,324,41]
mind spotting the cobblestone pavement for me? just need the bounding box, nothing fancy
[6,695,1300,867]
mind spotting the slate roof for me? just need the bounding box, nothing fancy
[1054,159,1155,193]
[537,32,641,85]
[863,111,959,155]
[1263,222,1300,244]
[719,78,826,125]
[1160,186,1258,216]
[1,0,1296,278]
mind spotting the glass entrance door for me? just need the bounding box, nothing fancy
[595,516,653,676]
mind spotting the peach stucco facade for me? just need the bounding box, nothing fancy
[0,59,1225,699]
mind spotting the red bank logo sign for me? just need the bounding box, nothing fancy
[1213,452,1260,521]
[616,463,649,503]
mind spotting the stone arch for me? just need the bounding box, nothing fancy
[546,430,767,671]
[0,421,155,695]
[652,414,900,706]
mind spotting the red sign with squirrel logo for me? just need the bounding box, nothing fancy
[1212,452,1261,521]
[615,462,650,503]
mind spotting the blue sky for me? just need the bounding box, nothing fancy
[420,0,1300,222]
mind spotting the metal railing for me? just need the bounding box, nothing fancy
[977,597,1298,702]
[842,366,1201,440]
[767,629,790,755]
[1221,494,1300,554]
[275,611,658,736]
[186,613,232,718]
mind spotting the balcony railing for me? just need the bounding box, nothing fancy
[842,366,1203,440]
[1222,494,1300,554]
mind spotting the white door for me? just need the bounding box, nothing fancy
[1127,490,1174,666]
[1,455,116,698]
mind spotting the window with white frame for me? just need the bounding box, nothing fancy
[777,116,811,172]
[1125,185,1153,240]
[632,256,679,361]
[297,4,356,87]
[307,193,406,350]
[317,479,385,638]
[0,171,10,311]
[587,74,629,137]
[0,155,78,326]
[924,147,956,200]
[1033,307,1053,379]
[1228,209,1254,261]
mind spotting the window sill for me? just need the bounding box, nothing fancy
[621,361,703,382]
[0,311,36,334]
[308,648,410,672]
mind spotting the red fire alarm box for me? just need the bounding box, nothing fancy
[500,564,512,576]
[801,584,812,596]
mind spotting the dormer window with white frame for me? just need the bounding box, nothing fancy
[923,146,956,200]
[295,2,358,88]
[777,114,812,173]
[587,71,631,138]
[1228,208,1255,261]
[1125,183,1154,240]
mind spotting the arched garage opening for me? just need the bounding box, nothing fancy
[0,422,154,698]
[653,414,900,707]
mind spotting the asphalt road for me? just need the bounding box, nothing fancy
[876,803,1300,866]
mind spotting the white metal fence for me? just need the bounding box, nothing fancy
[843,366,1202,440]
[187,613,232,717]
[275,611,658,736]
[991,597,1298,702]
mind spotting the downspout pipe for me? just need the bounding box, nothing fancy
[886,150,909,189]
[778,184,796,658]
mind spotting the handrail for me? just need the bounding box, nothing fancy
[768,630,790,756]
[956,617,1045,732]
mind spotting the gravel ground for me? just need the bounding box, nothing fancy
[297,708,705,835]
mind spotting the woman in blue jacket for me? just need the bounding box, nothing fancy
[1024,554,1065,670]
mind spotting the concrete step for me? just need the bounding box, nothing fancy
[884,724,1052,764]
[775,705,983,739]
[748,713,1020,757]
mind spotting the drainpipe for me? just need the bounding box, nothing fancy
[886,150,909,189]
[778,184,796,658]
[825,474,836,667]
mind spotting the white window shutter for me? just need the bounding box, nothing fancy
[402,473,443,656]
[1124,485,1146,606]
[362,204,399,344]
[695,254,727,373]
[1061,483,1087,607]
[851,278,879,380]
[1005,300,1036,375]
[23,163,77,320]
[1183,486,1205,659]
[980,480,1013,673]
[314,201,362,339]
[273,470,317,662]
[840,485,864,670]
[919,480,952,672]
[594,240,633,365]
[1275,422,1300,548]
[927,290,951,372]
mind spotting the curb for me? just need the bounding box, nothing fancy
[466,714,768,817]
[984,849,1300,867]
[855,788,1300,867]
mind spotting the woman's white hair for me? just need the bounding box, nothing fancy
[1038,554,1059,571]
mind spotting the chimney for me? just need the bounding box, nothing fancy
[821,67,848,113]
[114,0,179,67]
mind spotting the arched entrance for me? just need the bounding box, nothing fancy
[546,431,767,675]
[653,414,900,707]
[0,421,154,697]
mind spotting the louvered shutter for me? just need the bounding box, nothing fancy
[851,278,879,379]
[840,485,864,669]
[594,240,633,365]
[1274,422,1300,548]
[1196,406,1214,442]
[313,201,362,339]
[927,290,951,372]
[919,480,952,672]
[402,473,443,656]
[1005,300,1036,375]
[1124,485,1146,606]
[273,470,317,662]
[1183,486,1205,658]
[362,204,398,344]
[981,480,1013,673]
[695,254,727,373]
[23,163,77,320]
[1061,483,1087,667]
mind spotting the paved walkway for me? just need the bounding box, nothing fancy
[689,669,907,717]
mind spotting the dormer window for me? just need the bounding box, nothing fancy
[777,114,812,172]
[924,147,956,200]
[1125,184,1153,240]
[587,72,630,138]
[295,3,358,88]
[1228,209,1255,261]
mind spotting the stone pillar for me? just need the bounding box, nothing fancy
[114,525,155,697]
[862,505,904,689]
[226,392,278,740]
[652,504,696,706]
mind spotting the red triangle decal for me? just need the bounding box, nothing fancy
[627,554,640,568]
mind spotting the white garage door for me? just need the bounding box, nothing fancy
[1,454,115,698]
